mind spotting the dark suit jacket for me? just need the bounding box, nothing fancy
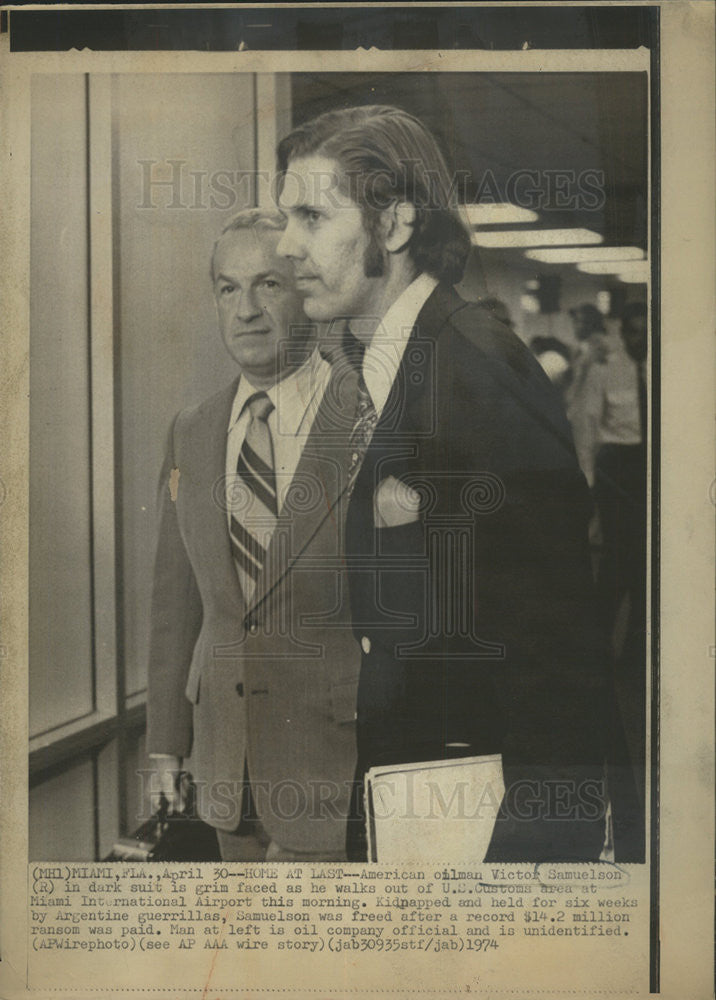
[147,363,362,853]
[345,284,612,861]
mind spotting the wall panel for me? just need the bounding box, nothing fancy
[29,758,95,861]
[114,73,256,698]
[29,74,94,737]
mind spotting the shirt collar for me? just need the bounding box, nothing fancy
[227,346,328,436]
[362,272,438,416]
[377,272,439,343]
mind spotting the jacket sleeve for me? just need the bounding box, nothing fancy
[145,415,203,759]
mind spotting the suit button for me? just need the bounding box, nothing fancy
[361,636,371,655]
[235,683,244,697]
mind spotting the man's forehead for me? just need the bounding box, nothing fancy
[279,154,349,207]
[214,226,287,273]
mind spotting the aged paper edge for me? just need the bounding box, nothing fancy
[0,3,713,998]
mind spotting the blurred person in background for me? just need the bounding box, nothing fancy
[584,302,648,657]
[579,301,648,829]
[565,302,608,485]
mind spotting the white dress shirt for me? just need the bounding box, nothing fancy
[225,347,331,518]
[358,272,438,418]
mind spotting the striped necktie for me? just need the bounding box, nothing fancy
[229,391,278,601]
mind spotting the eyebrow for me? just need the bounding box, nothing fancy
[214,270,282,285]
[278,196,322,213]
[252,271,282,283]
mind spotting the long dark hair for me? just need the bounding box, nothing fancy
[277,105,471,284]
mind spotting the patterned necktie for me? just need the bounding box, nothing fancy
[229,391,278,601]
[348,367,378,486]
[319,332,378,487]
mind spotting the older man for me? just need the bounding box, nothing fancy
[146,208,360,861]
[276,105,614,862]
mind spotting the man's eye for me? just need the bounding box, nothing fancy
[262,279,279,290]
[219,284,234,296]
[301,209,321,225]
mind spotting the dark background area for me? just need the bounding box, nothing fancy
[291,71,648,251]
[7,5,657,53]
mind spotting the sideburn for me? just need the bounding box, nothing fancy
[355,200,387,278]
[363,234,385,278]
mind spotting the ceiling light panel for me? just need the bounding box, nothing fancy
[577,260,650,277]
[526,246,646,264]
[472,228,603,249]
[462,204,539,226]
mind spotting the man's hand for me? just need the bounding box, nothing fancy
[374,476,421,528]
[148,754,186,815]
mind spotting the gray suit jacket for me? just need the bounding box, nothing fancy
[146,363,361,852]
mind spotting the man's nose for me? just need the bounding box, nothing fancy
[276,220,302,260]
[236,288,262,322]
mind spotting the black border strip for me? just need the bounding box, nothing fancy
[648,6,662,993]
[8,6,655,52]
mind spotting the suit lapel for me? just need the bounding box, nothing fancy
[370,283,454,442]
[244,285,459,612]
[246,359,359,613]
[189,377,247,617]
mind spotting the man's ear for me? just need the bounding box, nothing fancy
[383,200,416,254]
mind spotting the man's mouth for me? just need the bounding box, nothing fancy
[234,327,270,337]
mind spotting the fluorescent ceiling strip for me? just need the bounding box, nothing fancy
[472,228,603,249]
[615,264,650,283]
[526,246,646,264]
[462,203,539,226]
[578,260,650,276]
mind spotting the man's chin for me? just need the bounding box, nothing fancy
[238,369,279,388]
[301,299,332,324]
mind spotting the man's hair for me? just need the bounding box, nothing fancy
[210,207,286,280]
[620,300,647,330]
[568,303,605,335]
[276,105,472,284]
